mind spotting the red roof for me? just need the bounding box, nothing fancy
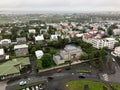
[97,33,104,37]
[85,33,93,38]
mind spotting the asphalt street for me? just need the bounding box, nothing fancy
[6,63,99,90]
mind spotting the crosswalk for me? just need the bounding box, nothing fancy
[102,73,109,81]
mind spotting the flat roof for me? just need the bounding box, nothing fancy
[54,55,63,61]
[35,50,44,56]
[14,44,28,50]
[35,35,44,41]
[64,45,77,51]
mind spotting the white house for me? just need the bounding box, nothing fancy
[35,50,44,59]
[0,39,11,47]
[0,49,5,61]
[35,35,44,43]
[28,29,36,34]
[113,29,120,36]
[76,34,83,38]
[113,46,120,57]
[50,35,58,40]
[14,44,28,57]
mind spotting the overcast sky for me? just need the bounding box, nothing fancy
[0,0,120,12]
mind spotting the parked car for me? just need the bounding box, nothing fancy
[65,67,71,70]
[47,76,54,80]
[26,88,30,90]
[78,75,85,78]
[19,81,27,86]
[56,68,62,72]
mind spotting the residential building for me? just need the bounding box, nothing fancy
[53,45,82,65]
[35,35,44,43]
[104,38,118,49]
[28,29,36,34]
[0,39,11,47]
[113,29,120,36]
[50,35,58,41]
[83,35,117,49]
[35,50,44,59]
[0,49,5,62]
[53,55,65,65]
[14,44,28,57]
[113,46,120,57]
[40,29,48,34]
[0,57,30,80]
[16,37,27,44]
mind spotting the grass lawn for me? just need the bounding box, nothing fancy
[76,69,91,73]
[66,80,109,90]
[110,83,120,90]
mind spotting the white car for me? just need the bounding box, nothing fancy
[26,88,30,90]
[35,86,39,90]
[19,81,27,86]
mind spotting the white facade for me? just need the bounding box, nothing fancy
[35,35,44,42]
[0,39,11,45]
[50,35,58,40]
[114,47,120,57]
[0,49,4,56]
[35,50,44,59]
[113,29,120,36]
[83,35,117,49]
[28,29,36,34]
[14,44,28,50]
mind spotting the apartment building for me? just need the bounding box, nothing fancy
[83,34,117,49]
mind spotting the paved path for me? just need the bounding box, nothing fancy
[0,80,7,90]
[100,57,120,83]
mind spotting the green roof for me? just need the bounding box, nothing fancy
[0,57,30,76]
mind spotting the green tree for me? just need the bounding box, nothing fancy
[30,47,37,54]
[35,59,42,69]
[107,24,118,35]
[80,53,88,60]
[41,53,53,68]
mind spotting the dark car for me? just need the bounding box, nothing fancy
[65,67,71,70]
[78,76,85,78]
[47,76,54,80]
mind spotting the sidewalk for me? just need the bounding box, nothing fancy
[39,60,92,73]
[0,80,8,90]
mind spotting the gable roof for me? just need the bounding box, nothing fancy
[0,57,30,76]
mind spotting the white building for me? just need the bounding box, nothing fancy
[0,39,11,47]
[113,47,120,57]
[28,29,36,34]
[50,35,58,40]
[104,38,118,49]
[14,44,28,57]
[35,35,44,43]
[83,35,117,49]
[35,50,44,59]
[113,29,120,36]
[53,45,83,65]
[0,49,5,61]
